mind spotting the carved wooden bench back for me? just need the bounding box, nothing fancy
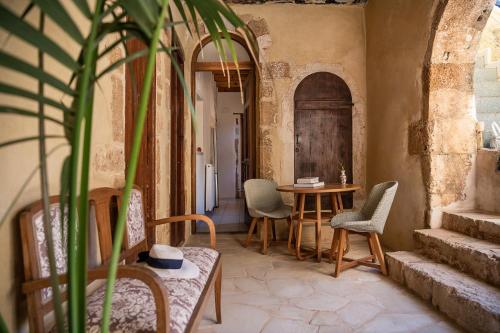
[19,193,107,331]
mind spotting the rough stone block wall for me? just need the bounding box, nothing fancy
[91,35,126,189]
[423,0,496,227]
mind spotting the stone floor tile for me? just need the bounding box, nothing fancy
[212,304,269,333]
[318,323,354,333]
[224,291,286,308]
[267,278,315,298]
[310,311,344,326]
[261,318,319,333]
[419,320,463,333]
[358,313,437,333]
[294,294,350,312]
[336,302,383,327]
[271,305,315,322]
[233,277,267,293]
[190,234,459,333]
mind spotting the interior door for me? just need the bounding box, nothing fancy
[294,72,353,210]
[125,38,156,246]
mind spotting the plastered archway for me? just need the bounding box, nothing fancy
[421,0,496,227]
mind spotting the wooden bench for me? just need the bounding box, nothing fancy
[20,186,221,332]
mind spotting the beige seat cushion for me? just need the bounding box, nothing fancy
[86,247,219,333]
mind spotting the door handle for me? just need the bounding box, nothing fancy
[295,134,300,152]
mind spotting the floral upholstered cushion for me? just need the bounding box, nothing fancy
[126,189,147,248]
[86,247,219,333]
[32,203,68,304]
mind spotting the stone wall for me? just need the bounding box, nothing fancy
[177,4,367,241]
[365,0,435,250]
[235,4,368,201]
[476,149,500,213]
[423,0,496,227]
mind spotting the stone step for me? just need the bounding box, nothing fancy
[414,228,500,286]
[386,251,500,333]
[442,211,500,243]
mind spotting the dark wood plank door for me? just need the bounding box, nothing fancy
[170,47,185,246]
[294,72,353,209]
[125,38,156,247]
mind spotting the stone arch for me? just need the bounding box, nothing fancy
[422,0,496,227]
[281,64,367,200]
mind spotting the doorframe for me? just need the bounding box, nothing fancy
[170,33,186,246]
[190,32,259,233]
[124,38,157,246]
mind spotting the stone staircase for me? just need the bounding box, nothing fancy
[386,211,500,333]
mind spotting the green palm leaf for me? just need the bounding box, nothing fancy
[0,135,65,148]
[0,83,73,113]
[0,51,76,96]
[0,106,69,128]
[32,0,85,44]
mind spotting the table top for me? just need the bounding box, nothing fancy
[276,183,361,194]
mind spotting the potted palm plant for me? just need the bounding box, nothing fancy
[0,0,256,331]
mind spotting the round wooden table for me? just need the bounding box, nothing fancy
[277,184,361,262]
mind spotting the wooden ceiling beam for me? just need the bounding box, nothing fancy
[194,61,253,71]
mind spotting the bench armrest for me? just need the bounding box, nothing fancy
[148,214,216,249]
[22,266,170,333]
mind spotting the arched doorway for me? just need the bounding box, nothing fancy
[191,33,258,233]
[423,0,498,226]
[294,72,353,209]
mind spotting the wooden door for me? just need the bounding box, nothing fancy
[170,47,185,246]
[125,38,156,246]
[242,70,256,183]
[294,72,353,209]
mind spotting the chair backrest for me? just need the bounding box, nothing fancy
[360,181,398,234]
[89,186,149,264]
[243,179,284,217]
[20,193,107,331]
[116,185,149,263]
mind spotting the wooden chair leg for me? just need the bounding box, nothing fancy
[345,232,351,254]
[334,229,346,277]
[330,228,339,264]
[370,233,387,275]
[271,219,277,241]
[215,267,222,323]
[287,217,295,253]
[295,220,304,260]
[367,234,376,263]
[315,193,322,263]
[244,217,258,248]
[262,216,269,255]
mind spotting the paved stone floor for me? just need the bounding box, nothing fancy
[190,233,462,333]
[197,198,248,233]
